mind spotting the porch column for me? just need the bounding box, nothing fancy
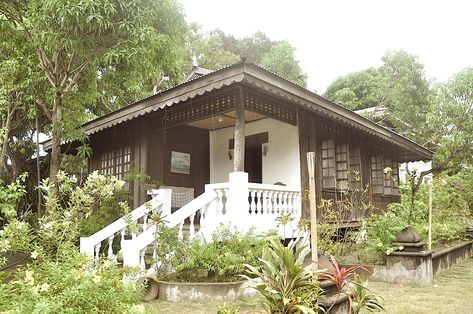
[234,87,245,172]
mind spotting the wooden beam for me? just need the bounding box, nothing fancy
[234,87,245,172]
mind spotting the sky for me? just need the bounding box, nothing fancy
[178,0,473,93]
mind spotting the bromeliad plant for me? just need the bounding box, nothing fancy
[319,255,367,292]
[243,238,323,314]
[320,256,384,313]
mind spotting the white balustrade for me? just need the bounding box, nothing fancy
[83,172,302,276]
[79,189,171,262]
[121,190,221,272]
[246,183,301,238]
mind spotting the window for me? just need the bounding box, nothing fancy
[349,147,362,189]
[335,144,349,190]
[391,161,400,195]
[322,140,335,189]
[99,146,132,188]
[383,158,393,195]
[371,155,400,196]
[371,155,384,195]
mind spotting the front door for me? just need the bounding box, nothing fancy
[245,144,262,183]
[229,132,267,183]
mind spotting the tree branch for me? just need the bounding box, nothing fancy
[62,60,91,96]
[36,99,52,122]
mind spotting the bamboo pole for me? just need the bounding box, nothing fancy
[428,182,433,251]
[307,152,318,270]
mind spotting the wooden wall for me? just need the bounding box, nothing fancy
[297,108,401,219]
[148,124,210,196]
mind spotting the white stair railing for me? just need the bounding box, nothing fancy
[79,189,171,261]
[121,178,302,275]
[80,172,302,275]
[121,189,222,273]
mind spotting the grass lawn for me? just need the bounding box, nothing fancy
[369,257,473,314]
[144,257,473,313]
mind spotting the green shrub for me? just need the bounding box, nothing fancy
[362,210,407,264]
[0,173,27,224]
[0,252,143,313]
[243,238,323,314]
[0,172,143,313]
[77,190,131,237]
[414,220,466,245]
[157,226,268,282]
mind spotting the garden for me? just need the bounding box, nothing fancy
[1,168,472,313]
[1,1,473,313]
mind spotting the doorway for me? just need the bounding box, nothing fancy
[229,132,268,184]
[245,144,262,183]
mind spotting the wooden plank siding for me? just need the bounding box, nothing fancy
[297,108,401,222]
[148,124,210,197]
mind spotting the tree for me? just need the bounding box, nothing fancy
[323,68,385,110]
[188,27,307,86]
[417,68,473,179]
[380,51,434,147]
[187,25,240,71]
[324,51,473,196]
[0,0,188,186]
[260,41,308,87]
[93,0,188,115]
[0,17,43,182]
[215,30,279,64]
[324,50,434,146]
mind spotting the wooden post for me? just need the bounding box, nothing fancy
[307,152,318,270]
[234,87,245,172]
[428,183,433,251]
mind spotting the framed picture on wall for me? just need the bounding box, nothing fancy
[170,151,191,174]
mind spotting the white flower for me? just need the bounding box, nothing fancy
[92,274,101,283]
[25,270,34,285]
[39,283,50,292]
[102,259,114,269]
[31,250,39,259]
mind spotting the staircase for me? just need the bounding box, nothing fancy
[80,172,303,276]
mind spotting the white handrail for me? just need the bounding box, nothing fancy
[121,190,218,268]
[247,183,299,192]
[92,178,303,274]
[79,189,171,258]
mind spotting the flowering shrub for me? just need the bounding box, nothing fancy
[0,253,143,313]
[0,172,144,313]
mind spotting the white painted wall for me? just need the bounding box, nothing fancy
[209,118,301,189]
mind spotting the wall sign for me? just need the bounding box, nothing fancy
[170,151,191,174]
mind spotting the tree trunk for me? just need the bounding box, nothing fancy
[36,109,42,216]
[0,106,13,178]
[49,96,62,187]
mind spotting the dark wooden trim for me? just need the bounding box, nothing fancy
[229,132,268,149]
[244,88,297,126]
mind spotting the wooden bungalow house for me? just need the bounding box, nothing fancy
[44,59,432,271]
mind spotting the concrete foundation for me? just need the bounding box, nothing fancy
[371,227,434,285]
[156,280,256,302]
